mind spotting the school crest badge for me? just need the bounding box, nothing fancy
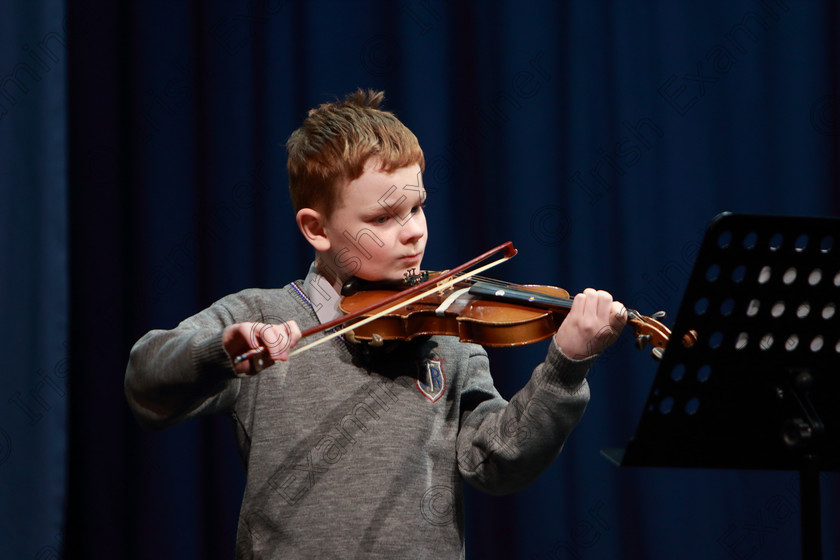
[416,358,446,402]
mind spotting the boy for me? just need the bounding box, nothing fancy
[125,89,627,558]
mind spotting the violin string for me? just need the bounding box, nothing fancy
[445,272,574,307]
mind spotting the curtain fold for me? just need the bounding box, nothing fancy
[0,1,68,558]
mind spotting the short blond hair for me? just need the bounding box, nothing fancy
[287,89,425,217]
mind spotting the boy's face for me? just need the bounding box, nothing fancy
[318,161,427,283]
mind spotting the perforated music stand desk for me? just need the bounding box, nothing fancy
[603,213,839,560]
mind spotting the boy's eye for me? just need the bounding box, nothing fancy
[371,203,425,224]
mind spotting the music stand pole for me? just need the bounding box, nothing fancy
[800,454,821,560]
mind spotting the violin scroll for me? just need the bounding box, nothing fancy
[627,309,698,360]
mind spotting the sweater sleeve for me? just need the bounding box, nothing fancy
[124,292,259,430]
[455,339,595,495]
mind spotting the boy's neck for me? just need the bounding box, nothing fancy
[314,255,350,296]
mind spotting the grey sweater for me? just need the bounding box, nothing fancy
[125,282,594,559]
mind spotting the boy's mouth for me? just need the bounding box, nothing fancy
[399,252,423,265]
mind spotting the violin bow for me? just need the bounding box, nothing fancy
[234,241,518,368]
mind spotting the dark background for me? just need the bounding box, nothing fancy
[1,1,838,558]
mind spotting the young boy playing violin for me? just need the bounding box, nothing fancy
[125,89,627,559]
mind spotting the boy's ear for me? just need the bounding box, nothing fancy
[296,208,331,252]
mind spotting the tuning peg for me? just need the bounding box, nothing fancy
[635,334,652,350]
[651,347,665,360]
[652,311,666,319]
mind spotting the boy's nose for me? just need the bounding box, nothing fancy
[400,214,425,243]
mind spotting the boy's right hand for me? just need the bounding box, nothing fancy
[223,321,302,374]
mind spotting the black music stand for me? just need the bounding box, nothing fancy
[603,213,840,560]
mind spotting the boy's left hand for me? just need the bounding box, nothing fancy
[554,288,627,360]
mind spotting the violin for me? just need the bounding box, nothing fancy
[234,241,696,370]
[338,271,689,359]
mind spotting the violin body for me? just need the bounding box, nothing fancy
[339,282,571,347]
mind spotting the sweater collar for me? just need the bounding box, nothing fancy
[301,261,343,325]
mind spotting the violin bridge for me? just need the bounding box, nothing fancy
[434,279,454,297]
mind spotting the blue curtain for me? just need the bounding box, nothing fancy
[55,0,840,558]
[0,1,68,558]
